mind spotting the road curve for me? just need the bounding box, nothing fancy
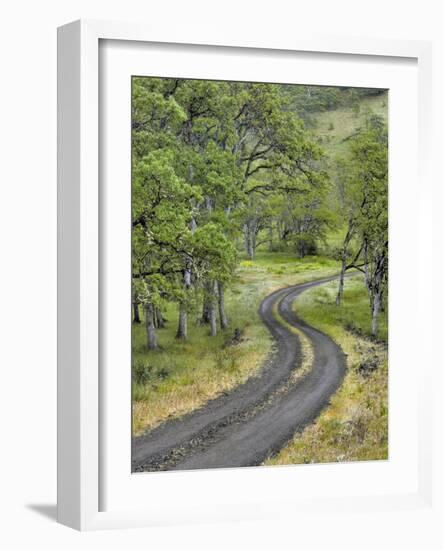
[132,274,349,472]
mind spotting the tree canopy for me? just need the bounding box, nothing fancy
[132,77,388,347]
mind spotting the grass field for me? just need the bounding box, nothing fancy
[265,276,388,466]
[132,251,340,435]
[312,92,388,159]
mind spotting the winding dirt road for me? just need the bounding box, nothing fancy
[132,274,350,472]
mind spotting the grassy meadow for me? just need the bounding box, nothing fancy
[312,92,388,158]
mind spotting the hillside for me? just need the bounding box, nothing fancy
[309,91,388,159]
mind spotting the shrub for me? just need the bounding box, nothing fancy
[133,360,172,385]
[358,357,379,377]
[133,361,154,385]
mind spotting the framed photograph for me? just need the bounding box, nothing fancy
[57,19,433,530]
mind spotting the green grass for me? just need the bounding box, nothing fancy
[132,251,340,435]
[312,92,388,159]
[296,276,388,342]
[265,275,388,466]
[236,252,339,293]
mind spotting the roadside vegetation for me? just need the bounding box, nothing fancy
[131,78,389,456]
[265,277,388,466]
[133,253,339,434]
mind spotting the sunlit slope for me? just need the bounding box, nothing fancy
[310,91,388,159]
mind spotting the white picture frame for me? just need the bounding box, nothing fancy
[57,19,434,531]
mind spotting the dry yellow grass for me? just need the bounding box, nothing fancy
[132,323,270,435]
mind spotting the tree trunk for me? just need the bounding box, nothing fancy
[133,301,141,323]
[155,307,165,328]
[217,281,228,329]
[201,298,211,324]
[145,303,158,350]
[248,240,254,260]
[369,250,387,338]
[336,221,354,306]
[201,280,212,324]
[363,239,370,290]
[251,229,257,258]
[268,225,274,252]
[209,281,217,337]
[371,291,381,337]
[176,267,191,339]
[336,259,346,306]
[243,223,251,259]
[176,303,187,339]
[244,221,256,260]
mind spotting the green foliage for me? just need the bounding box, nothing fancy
[131,75,388,344]
[331,110,388,334]
[131,76,333,338]
[132,360,170,386]
[190,223,237,282]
